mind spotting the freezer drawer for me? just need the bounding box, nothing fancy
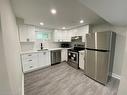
[96,51,109,84]
[85,49,110,84]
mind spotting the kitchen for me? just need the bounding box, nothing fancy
[20,24,88,72]
[18,17,118,95]
[0,0,127,95]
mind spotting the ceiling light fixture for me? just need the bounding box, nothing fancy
[40,22,44,26]
[62,27,66,29]
[51,9,57,14]
[80,20,84,24]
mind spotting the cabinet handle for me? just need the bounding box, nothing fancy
[29,60,32,62]
[43,52,46,55]
[28,55,32,56]
[26,38,30,42]
[29,66,33,68]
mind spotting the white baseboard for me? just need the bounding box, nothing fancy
[112,73,121,80]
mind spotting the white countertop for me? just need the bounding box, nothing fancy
[20,48,71,54]
[49,48,71,51]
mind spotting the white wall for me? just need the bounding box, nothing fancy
[0,21,12,95]
[118,32,127,95]
[0,0,23,95]
[92,23,127,76]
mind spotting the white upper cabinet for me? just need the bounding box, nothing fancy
[19,24,36,42]
[53,30,71,42]
[68,25,89,42]
[19,24,89,42]
[53,25,89,42]
[53,30,62,42]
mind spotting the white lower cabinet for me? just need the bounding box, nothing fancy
[38,51,51,68]
[61,49,68,61]
[21,53,38,72]
[21,51,51,73]
[79,51,85,70]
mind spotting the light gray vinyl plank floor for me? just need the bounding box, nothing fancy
[24,62,119,95]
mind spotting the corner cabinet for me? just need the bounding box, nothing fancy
[18,24,36,42]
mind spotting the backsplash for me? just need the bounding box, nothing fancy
[20,42,34,51]
[34,41,60,50]
[20,41,60,52]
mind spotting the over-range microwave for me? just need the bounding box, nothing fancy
[71,36,82,42]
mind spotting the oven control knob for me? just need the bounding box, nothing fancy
[71,57,74,60]
[73,54,76,57]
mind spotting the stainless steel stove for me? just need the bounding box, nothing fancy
[67,45,84,69]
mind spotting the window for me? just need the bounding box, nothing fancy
[36,32,49,40]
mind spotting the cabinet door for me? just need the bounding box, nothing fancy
[79,52,85,70]
[61,49,67,61]
[54,30,61,42]
[54,30,71,42]
[19,25,29,42]
[38,51,51,68]
[78,26,89,42]
[19,24,35,42]
[27,26,35,42]
[63,31,71,42]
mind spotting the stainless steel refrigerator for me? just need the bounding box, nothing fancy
[85,31,116,85]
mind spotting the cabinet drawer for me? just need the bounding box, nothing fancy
[22,62,37,72]
[21,53,38,61]
[22,58,37,65]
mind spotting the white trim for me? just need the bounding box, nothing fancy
[112,73,121,80]
[22,73,24,95]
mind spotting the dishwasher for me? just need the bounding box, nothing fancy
[51,50,61,65]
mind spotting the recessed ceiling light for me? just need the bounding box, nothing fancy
[80,20,84,24]
[62,27,66,29]
[40,22,44,26]
[51,9,57,14]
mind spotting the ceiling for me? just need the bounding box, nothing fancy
[79,0,127,26]
[10,0,107,29]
